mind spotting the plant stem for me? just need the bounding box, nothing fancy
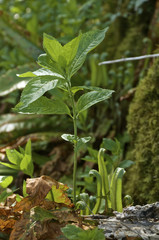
[73,116,78,205]
[67,81,78,205]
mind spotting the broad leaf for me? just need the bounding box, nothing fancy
[0,176,13,188]
[18,68,64,79]
[14,96,71,116]
[37,54,65,77]
[0,162,20,170]
[19,76,59,108]
[61,134,75,143]
[6,149,23,166]
[20,139,34,177]
[43,33,63,63]
[77,89,114,114]
[63,34,81,67]
[62,225,105,240]
[119,160,134,169]
[71,85,103,95]
[32,207,56,222]
[47,184,72,206]
[61,134,91,150]
[68,28,108,77]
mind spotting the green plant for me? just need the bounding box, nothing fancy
[79,148,125,213]
[79,138,134,213]
[0,139,34,177]
[13,28,114,204]
[61,224,105,240]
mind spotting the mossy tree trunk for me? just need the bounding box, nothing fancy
[124,58,159,204]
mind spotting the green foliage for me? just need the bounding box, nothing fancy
[77,89,113,114]
[61,224,105,240]
[32,207,57,222]
[14,29,114,205]
[80,138,133,214]
[110,167,125,212]
[0,176,13,188]
[0,139,34,177]
[124,58,159,204]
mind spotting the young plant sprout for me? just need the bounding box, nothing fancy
[13,28,114,204]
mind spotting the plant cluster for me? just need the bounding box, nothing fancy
[0,28,132,239]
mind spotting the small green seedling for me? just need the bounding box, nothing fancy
[78,149,126,214]
[13,28,114,204]
[0,139,34,177]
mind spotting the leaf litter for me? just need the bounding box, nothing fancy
[0,175,95,240]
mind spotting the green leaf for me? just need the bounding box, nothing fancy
[101,138,117,152]
[110,167,125,212]
[6,149,23,166]
[77,89,114,114]
[0,189,13,203]
[63,34,82,67]
[0,176,13,188]
[0,162,20,170]
[98,148,111,210]
[14,96,71,116]
[61,225,105,240]
[61,134,91,149]
[20,139,34,177]
[37,54,65,77]
[18,72,37,78]
[68,28,108,77]
[89,170,102,214]
[23,180,28,197]
[62,224,83,240]
[71,86,104,95]
[119,160,134,169]
[18,68,64,79]
[43,33,63,63]
[32,206,57,222]
[19,76,59,108]
[61,134,75,143]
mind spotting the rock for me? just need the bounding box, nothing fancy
[96,203,159,239]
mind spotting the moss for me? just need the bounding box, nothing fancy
[124,59,159,204]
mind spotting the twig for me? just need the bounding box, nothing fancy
[98,53,159,65]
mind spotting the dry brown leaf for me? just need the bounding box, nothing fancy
[0,206,20,233]
[41,199,73,210]
[13,196,42,212]
[5,194,18,207]
[34,221,65,240]
[13,175,73,212]
[26,175,59,199]
[9,215,36,240]
[51,210,82,224]
[0,219,16,233]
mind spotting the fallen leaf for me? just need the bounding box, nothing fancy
[5,194,17,207]
[26,175,58,199]
[51,210,82,224]
[9,214,36,240]
[0,218,16,233]
[50,185,73,207]
[0,206,19,233]
[34,221,65,240]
